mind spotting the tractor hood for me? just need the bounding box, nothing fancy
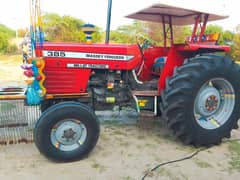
[40,42,142,70]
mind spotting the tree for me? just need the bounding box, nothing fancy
[110,20,192,46]
[0,32,9,52]
[144,22,163,45]
[110,21,147,44]
[230,25,240,62]
[0,24,15,38]
[43,13,101,43]
[110,30,136,44]
[221,30,234,45]
[17,28,29,37]
[205,25,234,45]
[0,24,15,52]
[174,26,192,44]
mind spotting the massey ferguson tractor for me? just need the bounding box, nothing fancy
[17,2,240,162]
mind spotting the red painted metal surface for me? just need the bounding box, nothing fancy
[38,38,231,95]
[42,43,142,70]
[41,43,142,93]
[159,45,187,93]
[177,43,230,52]
[158,43,230,94]
[44,68,91,94]
[139,47,168,81]
[191,14,201,43]
[199,15,209,42]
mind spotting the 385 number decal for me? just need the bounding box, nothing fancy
[46,51,66,57]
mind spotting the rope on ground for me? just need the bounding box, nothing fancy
[141,138,240,180]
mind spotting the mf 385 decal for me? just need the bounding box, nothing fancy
[43,51,134,61]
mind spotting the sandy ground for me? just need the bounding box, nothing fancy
[0,55,25,87]
[0,122,240,180]
[0,55,240,180]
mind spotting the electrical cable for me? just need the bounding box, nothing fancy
[141,138,240,180]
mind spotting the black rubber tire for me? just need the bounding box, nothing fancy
[162,54,240,146]
[34,102,100,162]
[40,100,54,112]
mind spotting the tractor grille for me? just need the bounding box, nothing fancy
[44,67,91,94]
[45,70,77,93]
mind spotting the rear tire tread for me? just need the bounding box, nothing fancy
[162,54,240,146]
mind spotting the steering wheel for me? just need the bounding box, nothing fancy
[135,35,154,76]
[136,35,154,53]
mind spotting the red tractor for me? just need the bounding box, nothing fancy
[32,3,240,161]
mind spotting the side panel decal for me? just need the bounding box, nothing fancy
[43,50,134,61]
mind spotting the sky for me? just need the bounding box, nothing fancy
[0,0,239,31]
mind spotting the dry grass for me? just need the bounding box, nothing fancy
[0,54,24,86]
[228,141,240,171]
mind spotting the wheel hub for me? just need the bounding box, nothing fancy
[63,128,76,140]
[54,121,83,145]
[194,78,235,130]
[205,95,219,113]
[195,86,221,117]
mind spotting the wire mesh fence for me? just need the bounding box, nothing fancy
[0,99,41,145]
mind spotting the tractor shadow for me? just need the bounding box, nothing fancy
[98,108,197,153]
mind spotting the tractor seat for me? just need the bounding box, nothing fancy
[152,56,166,76]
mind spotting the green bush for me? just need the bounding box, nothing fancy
[0,32,9,52]
[4,44,18,54]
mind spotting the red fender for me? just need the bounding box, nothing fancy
[159,45,187,94]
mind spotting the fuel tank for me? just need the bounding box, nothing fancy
[40,42,142,94]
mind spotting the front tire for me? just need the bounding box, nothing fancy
[34,102,100,162]
[162,55,240,146]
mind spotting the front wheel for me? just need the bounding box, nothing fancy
[162,55,240,146]
[34,102,100,162]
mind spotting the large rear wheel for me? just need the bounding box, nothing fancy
[162,55,240,146]
[34,102,100,162]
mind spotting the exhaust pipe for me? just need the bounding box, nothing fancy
[105,0,112,44]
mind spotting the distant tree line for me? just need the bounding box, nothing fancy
[0,13,240,61]
[0,24,17,54]
[110,21,240,61]
[43,13,102,43]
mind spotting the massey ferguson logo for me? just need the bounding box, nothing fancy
[85,53,125,60]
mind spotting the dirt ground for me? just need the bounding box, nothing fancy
[0,122,240,180]
[0,55,25,87]
[0,55,240,180]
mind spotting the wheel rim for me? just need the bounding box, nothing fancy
[194,78,235,130]
[50,119,87,151]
